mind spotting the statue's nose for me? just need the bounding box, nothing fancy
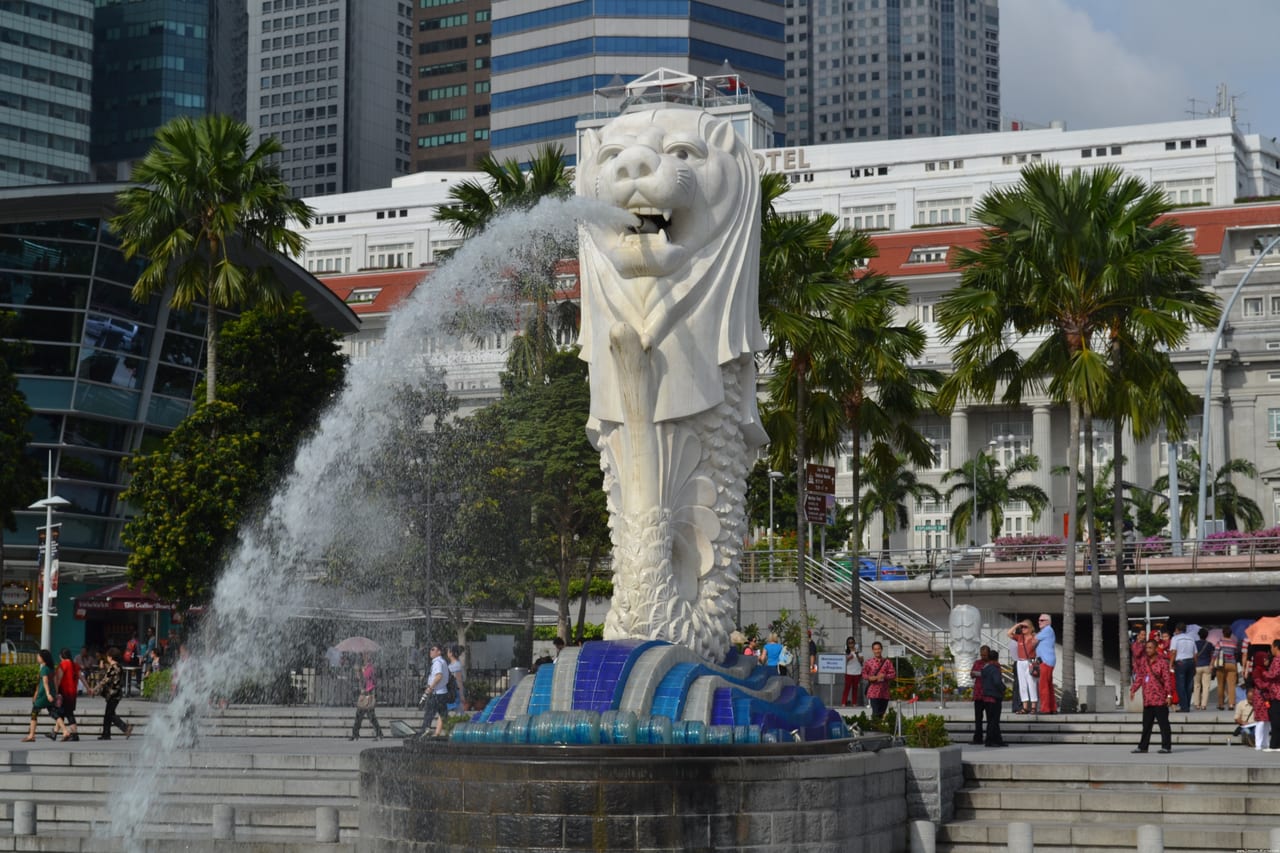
[612,147,660,180]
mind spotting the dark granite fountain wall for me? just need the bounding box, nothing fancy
[359,738,907,853]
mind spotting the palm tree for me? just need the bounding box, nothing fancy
[1051,456,1130,541]
[815,267,940,641]
[942,453,1049,542]
[858,450,941,556]
[758,173,863,691]
[111,114,313,404]
[1154,450,1263,534]
[937,162,1219,707]
[435,145,574,387]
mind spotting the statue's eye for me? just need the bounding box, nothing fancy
[596,145,623,164]
[665,142,704,162]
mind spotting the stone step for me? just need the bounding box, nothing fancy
[938,819,1276,852]
[0,832,357,853]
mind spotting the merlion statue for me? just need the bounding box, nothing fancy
[577,104,767,662]
[949,604,982,687]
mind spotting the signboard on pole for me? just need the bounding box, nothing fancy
[817,653,845,674]
[804,493,828,524]
[805,464,836,495]
[36,525,59,617]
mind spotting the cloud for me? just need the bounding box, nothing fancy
[1000,0,1191,129]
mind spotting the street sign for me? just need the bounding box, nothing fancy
[817,653,844,674]
[804,493,828,524]
[805,463,835,495]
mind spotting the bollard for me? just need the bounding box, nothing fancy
[212,804,235,841]
[13,801,35,836]
[908,819,936,853]
[1136,823,1163,853]
[1006,821,1033,853]
[316,806,340,843]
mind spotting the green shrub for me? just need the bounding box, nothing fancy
[845,709,897,735]
[141,669,172,701]
[0,664,39,697]
[903,713,951,748]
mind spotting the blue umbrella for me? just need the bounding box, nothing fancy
[1231,618,1257,645]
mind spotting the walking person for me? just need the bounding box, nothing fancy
[22,649,68,742]
[93,647,133,740]
[841,637,862,707]
[981,648,1008,747]
[57,648,81,741]
[1131,639,1174,754]
[1034,613,1057,714]
[863,641,895,720]
[418,644,449,738]
[446,645,466,713]
[1191,627,1215,711]
[348,653,383,741]
[1169,623,1196,712]
[970,644,990,744]
[1216,626,1240,710]
[1263,640,1280,752]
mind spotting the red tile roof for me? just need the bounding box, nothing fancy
[319,269,427,316]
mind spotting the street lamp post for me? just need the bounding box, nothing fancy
[28,452,69,653]
[767,470,783,574]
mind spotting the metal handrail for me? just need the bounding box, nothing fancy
[806,555,947,658]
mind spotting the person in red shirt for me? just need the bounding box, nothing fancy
[970,644,990,744]
[57,647,81,742]
[1130,639,1174,753]
[863,641,896,720]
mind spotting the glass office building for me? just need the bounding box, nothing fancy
[488,0,786,165]
[0,0,93,185]
[0,183,357,571]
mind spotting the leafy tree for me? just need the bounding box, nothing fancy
[858,450,941,556]
[938,162,1218,707]
[110,114,314,404]
[436,145,576,387]
[744,461,796,537]
[1051,457,1130,540]
[121,402,261,607]
[942,453,1049,542]
[217,292,347,484]
[121,301,345,607]
[0,314,44,636]
[1154,449,1262,534]
[495,349,608,643]
[758,173,862,691]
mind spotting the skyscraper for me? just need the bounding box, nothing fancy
[90,0,248,179]
[246,0,415,197]
[0,0,93,186]
[412,0,492,172]
[785,0,999,144]
[488,0,785,166]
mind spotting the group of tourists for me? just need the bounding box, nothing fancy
[346,642,467,741]
[1005,613,1058,715]
[24,646,133,743]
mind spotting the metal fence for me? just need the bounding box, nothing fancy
[282,666,515,708]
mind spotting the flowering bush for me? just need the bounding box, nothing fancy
[1247,526,1280,554]
[1138,536,1171,556]
[992,535,1066,561]
[1200,530,1246,555]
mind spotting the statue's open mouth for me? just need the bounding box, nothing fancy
[625,207,674,242]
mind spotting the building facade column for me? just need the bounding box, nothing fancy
[950,408,969,546]
[1032,405,1053,536]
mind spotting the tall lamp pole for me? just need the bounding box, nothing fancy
[767,470,783,573]
[28,452,69,653]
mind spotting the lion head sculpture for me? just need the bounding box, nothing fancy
[577,105,766,441]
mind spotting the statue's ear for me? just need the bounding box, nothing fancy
[706,118,735,154]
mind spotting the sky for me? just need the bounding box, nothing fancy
[1001,0,1280,136]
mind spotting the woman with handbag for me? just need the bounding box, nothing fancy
[349,653,383,741]
[22,649,68,742]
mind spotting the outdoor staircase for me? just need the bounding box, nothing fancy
[807,555,948,656]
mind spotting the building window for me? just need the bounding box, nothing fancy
[1243,297,1264,318]
[1270,409,1280,440]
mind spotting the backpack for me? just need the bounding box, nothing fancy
[445,671,458,704]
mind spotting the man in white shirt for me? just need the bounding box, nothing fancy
[1169,623,1197,712]
[419,644,449,738]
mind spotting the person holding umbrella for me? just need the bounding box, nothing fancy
[349,651,383,741]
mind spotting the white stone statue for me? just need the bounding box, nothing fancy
[949,604,982,688]
[577,104,766,662]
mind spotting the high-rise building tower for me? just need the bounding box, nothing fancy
[0,0,93,186]
[785,0,999,145]
[411,0,492,172]
[488,0,785,166]
[91,0,248,180]
[246,0,415,197]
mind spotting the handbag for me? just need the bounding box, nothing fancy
[1029,657,1042,678]
[356,692,375,711]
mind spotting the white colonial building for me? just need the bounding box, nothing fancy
[299,114,1280,552]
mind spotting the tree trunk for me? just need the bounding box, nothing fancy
[521,591,535,668]
[205,303,219,404]
[794,366,812,692]
[1060,401,1080,708]
[557,531,572,642]
[848,421,863,643]
[1083,414,1106,703]
[1113,417,1131,692]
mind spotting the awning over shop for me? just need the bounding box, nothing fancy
[74,582,172,618]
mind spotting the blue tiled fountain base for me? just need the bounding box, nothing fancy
[456,639,848,745]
